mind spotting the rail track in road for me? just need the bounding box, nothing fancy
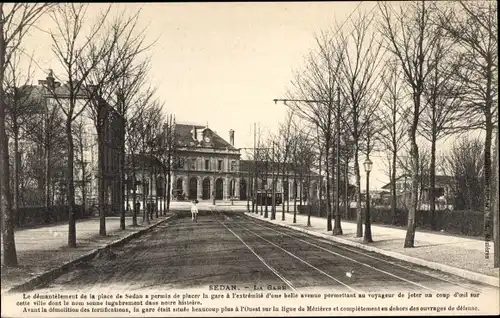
[210,208,491,294]
[26,208,497,295]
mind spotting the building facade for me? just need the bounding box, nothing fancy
[36,71,123,212]
[171,124,240,201]
[171,123,323,202]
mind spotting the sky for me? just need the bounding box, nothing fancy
[16,2,478,191]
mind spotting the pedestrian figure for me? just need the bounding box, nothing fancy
[191,200,199,222]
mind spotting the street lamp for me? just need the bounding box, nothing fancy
[363,157,373,243]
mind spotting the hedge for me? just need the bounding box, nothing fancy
[15,205,90,228]
[297,204,485,237]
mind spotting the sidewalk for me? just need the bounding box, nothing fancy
[0,215,172,294]
[243,210,499,287]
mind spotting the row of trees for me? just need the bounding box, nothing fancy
[253,1,498,266]
[1,4,179,267]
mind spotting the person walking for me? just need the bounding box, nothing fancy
[191,200,199,222]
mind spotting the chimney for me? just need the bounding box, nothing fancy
[229,129,234,146]
[46,69,55,89]
[192,126,197,141]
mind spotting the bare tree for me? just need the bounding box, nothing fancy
[419,30,464,230]
[438,0,498,246]
[81,9,152,234]
[3,51,39,226]
[288,30,344,231]
[377,60,410,222]
[45,3,111,247]
[163,114,179,214]
[125,88,154,226]
[296,128,316,226]
[379,1,442,247]
[337,9,384,238]
[493,130,499,268]
[1,2,54,266]
[136,99,163,225]
[275,110,296,221]
[442,136,484,211]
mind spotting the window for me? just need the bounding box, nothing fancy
[191,159,196,170]
[205,159,210,170]
[218,160,223,171]
[230,160,236,171]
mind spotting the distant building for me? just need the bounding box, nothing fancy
[171,124,240,201]
[170,123,323,202]
[381,174,455,210]
[32,71,123,212]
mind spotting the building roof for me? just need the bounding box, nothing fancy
[239,160,321,177]
[125,154,164,169]
[174,123,236,150]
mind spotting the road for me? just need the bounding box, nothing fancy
[33,209,497,294]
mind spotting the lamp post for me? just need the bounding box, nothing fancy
[363,157,373,243]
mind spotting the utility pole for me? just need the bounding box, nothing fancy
[271,141,276,220]
[253,123,257,213]
[333,87,343,235]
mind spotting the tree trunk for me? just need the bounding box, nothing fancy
[493,130,499,268]
[333,132,342,235]
[119,121,125,230]
[325,145,332,231]
[484,114,493,241]
[345,158,349,219]
[293,171,297,223]
[318,148,323,217]
[131,158,138,226]
[281,172,285,221]
[391,149,397,224]
[299,174,303,207]
[354,147,362,237]
[404,130,419,248]
[167,162,172,213]
[66,118,77,247]
[45,134,51,223]
[149,162,154,220]
[13,130,21,226]
[286,174,290,213]
[307,173,311,227]
[78,129,87,218]
[154,166,158,219]
[97,124,106,236]
[142,154,149,225]
[264,161,268,218]
[430,133,437,230]
[0,18,18,264]
[126,177,129,213]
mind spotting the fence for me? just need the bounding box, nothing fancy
[297,201,485,237]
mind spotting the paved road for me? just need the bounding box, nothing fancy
[33,209,497,294]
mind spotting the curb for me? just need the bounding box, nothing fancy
[6,215,177,294]
[245,212,500,288]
